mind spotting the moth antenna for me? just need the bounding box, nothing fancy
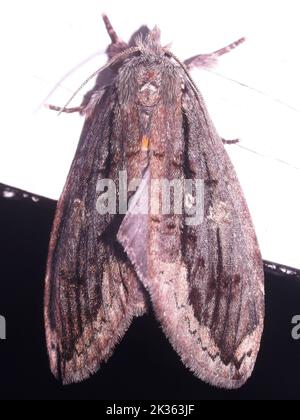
[38,15,124,113]
[237,144,300,171]
[58,47,141,115]
[35,50,103,112]
[203,68,300,114]
[169,50,300,115]
[165,51,202,103]
[102,14,122,44]
[172,50,299,170]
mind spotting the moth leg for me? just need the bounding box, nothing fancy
[222,138,240,145]
[45,104,83,114]
[102,14,121,44]
[102,14,128,58]
[184,38,245,70]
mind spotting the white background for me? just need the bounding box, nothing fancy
[0,0,299,268]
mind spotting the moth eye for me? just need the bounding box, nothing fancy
[181,82,186,91]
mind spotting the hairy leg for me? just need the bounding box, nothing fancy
[45,104,84,114]
[184,38,245,70]
[222,138,240,145]
[102,14,128,59]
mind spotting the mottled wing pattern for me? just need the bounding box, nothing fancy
[45,17,264,388]
[118,76,264,389]
[44,89,148,385]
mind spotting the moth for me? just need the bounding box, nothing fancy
[44,15,265,389]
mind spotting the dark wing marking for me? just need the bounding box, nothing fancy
[118,80,264,389]
[44,89,148,385]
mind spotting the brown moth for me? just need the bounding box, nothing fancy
[44,15,264,388]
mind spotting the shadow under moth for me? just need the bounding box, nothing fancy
[44,15,265,389]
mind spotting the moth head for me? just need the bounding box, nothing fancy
[130,26,163,56]
[117,53,181,109]
[61,16,188,117]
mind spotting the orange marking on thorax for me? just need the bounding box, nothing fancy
[141,135,150,151]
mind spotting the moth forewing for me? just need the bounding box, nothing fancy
[45,14,264,389]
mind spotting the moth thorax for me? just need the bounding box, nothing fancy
[137,67,162,107]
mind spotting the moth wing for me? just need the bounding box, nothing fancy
[118,86,264,389]
[44,91,148,385]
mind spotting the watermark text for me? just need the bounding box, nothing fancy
[96,171,204,226]
[292,315,300,340]
[0,315,6,340]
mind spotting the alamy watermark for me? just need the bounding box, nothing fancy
[291,315,300,340]
[96,171,204,226]
[0,315,6,340]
